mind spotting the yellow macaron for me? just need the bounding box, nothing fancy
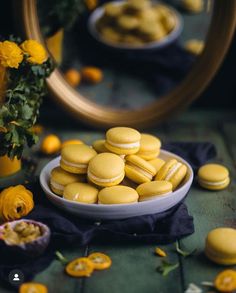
[198,164,230,190]
[136,181,173,202]
[92,139,109,153]
[149,158,165,173]
[63,182,98,204]
[60,144,97,174]
[50,166,85,196]
[61,139,84,149]
[205,227,236,265]
[125,155,156,184]
[88,153,125,187]
[98,185,139,204]
[155,159,187,190]
[105,127,141,155]
[136,133,161,160]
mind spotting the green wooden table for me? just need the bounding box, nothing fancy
[1,109,236,293]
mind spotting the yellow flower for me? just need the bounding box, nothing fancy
[21,40,47,64]
[0,185,34,222]
[0,41,23,68]
[85,0,98,10]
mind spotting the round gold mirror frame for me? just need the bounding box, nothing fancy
[16,0,236,128]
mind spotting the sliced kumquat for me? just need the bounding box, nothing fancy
[214,269,236,292]
[65,257,94,277]
[88,252,112,270]
[19,282,48,293]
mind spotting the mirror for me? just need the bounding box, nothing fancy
[17,0,236,127]
[38,0,211,109]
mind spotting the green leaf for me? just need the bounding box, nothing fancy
[21,104,34,120]
[175,242,197,257]
[157,260,179,276]
[55,251,69,265]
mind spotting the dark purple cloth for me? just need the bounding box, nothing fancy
[0,142,216,287]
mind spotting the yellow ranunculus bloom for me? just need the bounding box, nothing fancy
[21,40,47,64]
[0,185,34,222]
[0,41,23,68]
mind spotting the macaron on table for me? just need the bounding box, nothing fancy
[40,127,193,220]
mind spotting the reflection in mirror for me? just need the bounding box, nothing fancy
[38,0,212,110]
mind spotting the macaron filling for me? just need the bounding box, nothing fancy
[126,162,153,180]
[139,191,172,202]
[106,140,140,149]
[50,180,64,192]
[88,170,124,183]
[198,177,229,186]
[61,158,88,169]
[165,162,182,180]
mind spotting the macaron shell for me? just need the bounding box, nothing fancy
[92,139,109,153]
[198,164,229,183]
[105,127,141,155]
[63,182,98,204]
[205,250,236,265]
[89,172,125,187]
[88,153,125,179]
[137,149,160,161]
[205,228,236,265]
[125,164,151,184]
[106,127,141,144]
[199,177,230,190]
[60,144,97,174]
[50,166,84,185]
[155,159,177,181]
[61,144,97,164]
[50,166,86,196]
[98,185,139,204]
[198,163,230,190]
[136,134,161,160]
[50,185,64,196]
[136,180,172,202]
[88,153,125,187]
[61,139,84,148]
[149,158,165,173]
[125,155,156,176]
[168,164,187,190]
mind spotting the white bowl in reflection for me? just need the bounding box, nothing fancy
[88,1,183,50]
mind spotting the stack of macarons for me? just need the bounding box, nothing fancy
[49,127,188,205]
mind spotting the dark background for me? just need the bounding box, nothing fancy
[1,1,235,110]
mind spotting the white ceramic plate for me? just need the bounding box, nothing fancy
[39,150,193,220]
[88,1,183,50]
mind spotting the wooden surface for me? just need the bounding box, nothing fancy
[0,109,236,293]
